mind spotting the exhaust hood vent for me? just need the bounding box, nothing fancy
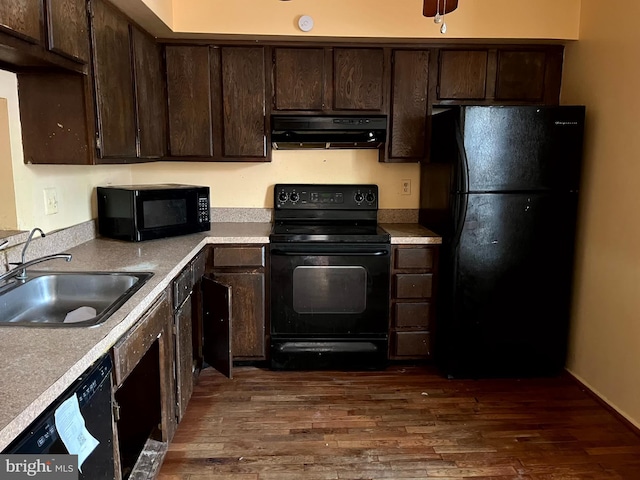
[271,115,387,150]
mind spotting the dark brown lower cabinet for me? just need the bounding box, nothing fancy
[202,276,233,378]
[205,245,267,361]
[174,292,193,423]
[172,249,209,422]
[111,291,176,479]
[389,245,439,360]
[172,263,194,424]
[191,250,208,378]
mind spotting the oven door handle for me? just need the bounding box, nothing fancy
[270,249,389,257]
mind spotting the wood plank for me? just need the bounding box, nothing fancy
[159,366,640,478]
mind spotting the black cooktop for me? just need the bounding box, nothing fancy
[270,223,390,243]
[270,184,390,244]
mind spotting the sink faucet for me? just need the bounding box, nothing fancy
[1,228,72,284]
[13,228,46,280]
[0,253,72,285]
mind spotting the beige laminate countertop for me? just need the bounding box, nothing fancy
[0,223,271,450]
[0,221,440,450]
[380,223,442,244]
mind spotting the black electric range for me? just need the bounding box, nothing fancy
[269,184,391,370]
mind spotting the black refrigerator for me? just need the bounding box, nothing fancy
[420,105,585,378]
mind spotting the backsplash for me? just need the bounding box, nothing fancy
[0,221,96,273]
[0,208,419,272]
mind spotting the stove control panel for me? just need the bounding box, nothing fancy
[274,184,379,209]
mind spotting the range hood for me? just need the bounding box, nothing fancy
[271,115,387,150]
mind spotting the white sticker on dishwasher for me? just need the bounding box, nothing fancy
[54,393,99,472]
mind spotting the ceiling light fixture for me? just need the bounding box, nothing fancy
[423,0,459,34]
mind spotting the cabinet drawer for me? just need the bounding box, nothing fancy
[173,265,193,310]
[213,246,265,267]
[393,331,431,357]
[112,293,171,387]
[395,302,431,328]
[395,274,433,299]
[394,247,434,270]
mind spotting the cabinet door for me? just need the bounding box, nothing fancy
[90,0,136,158]
[218,46,267,159]
[388,49,429,161]
[45,0,89,62]
[131,26,166,158]
[273,47,326,111]
[175,296,194,422]
[0,0,42,44]
[438,50,488,100]
[213,272,266,360]
[17,72,91,165]
[495,50,546,102]
[333,47,384,111]
[202,276,233,378]
[165,45,213,157]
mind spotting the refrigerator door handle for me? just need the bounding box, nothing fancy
[455,119,470,194]
[451,120,469,249]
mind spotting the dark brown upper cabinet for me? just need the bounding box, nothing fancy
[271,46,385,114]
[90,0,137,159]
[0,0,92,72]
[273,47,326,111]
[437,49,488,100]
[387,49,430,163]
[165,45,268,161]
[333,47,385,111]
[18,72,93,165]
[131,27,166,159]
[495,49,563,103]
[45,0,89,63]
[435,46,563,106]
[495,50,546,101]
[165,45,213,158]
[0,0,42,44]
[217,46,267,159]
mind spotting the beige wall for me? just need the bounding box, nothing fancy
[562,0,640,428]
[146,0,581,40]
[131,151,420,209]
[0,99,17,229]
[0,71,131,233]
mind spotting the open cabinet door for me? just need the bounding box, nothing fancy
[202,276,233,378]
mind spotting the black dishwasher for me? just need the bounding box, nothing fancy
[3,354,115,479]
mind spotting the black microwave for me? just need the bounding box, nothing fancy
[97,184,210,242]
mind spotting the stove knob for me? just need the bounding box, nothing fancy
[354,192,364,203]
[278,191,289,203]
[290,192,300,203]
[365,192,376,203]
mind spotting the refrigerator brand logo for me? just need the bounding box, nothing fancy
[555,121,579,126]
[0,455,77,479]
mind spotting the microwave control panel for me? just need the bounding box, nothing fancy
[198,195,210,223]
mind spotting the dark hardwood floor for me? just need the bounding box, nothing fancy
[158,365,640,479]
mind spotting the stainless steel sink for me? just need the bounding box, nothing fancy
[0,271,153,327]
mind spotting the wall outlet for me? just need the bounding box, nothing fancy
[43,187,59,215]
[401,179,411,195]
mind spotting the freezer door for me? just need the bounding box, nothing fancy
[439,192,578,377]
[461,106,584,192]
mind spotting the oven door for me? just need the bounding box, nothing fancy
[270,243,390,337]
